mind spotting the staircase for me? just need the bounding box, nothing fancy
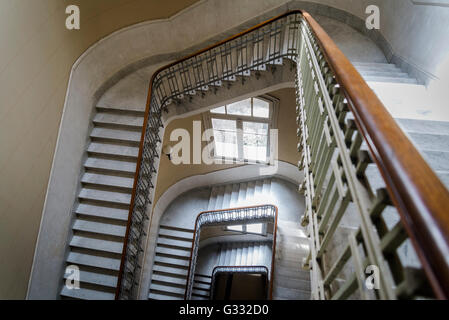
[148,225,194,300]
[396,118,449,189]
[60,106,145,300]
[272,220,311,299]
[207,178,273,210]
[354,62,418,84]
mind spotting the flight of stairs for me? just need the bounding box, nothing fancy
[207,178,273,210]
[396,118,449,190]
[148,225,194,300]
[272,220,311,300]
[60,105,145,300]
[353,62,418,84]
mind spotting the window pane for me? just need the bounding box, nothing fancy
[253,98,270,118]
[243,133,268,162]
[243,122,268,134]
[212,118,238,158]
[212,118,236,132]
[210,106,226,114]
[246,223,263,234]
[226,98,251,116]
[228,225,243,232]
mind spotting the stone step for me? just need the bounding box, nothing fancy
[157,237,192,249]
[272,287,310,300]
[93,112,143,130]
[81,172,134,191]
[72,219,126,238]
[90,127,141,145]
[96,105,145,116]
[70,235,123,254]
[154,255,190,268]
[274,267,310,281]
[359,70,410,78]
[407,132,449,153]
[78,188,131,206]
[60,286,114,300]
[155,246,191,259]
[149,283,185,296]
[148,292,183,300]
[353,62,399,71]
[396,118,449,136]
[365,76,417,84]
[273,273,311,291]
[75,203,129,222]
[63,269,118,288]
[84,157,136,175]
[67,252,121,271]
[152,274,187,287]
[158,227,194,241]
[421,150,449,171]
[87,142,139,159]
[152,264,189,278]
[159,225,195,234]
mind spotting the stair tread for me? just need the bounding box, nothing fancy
[96,105,146,115]
[75,203,129,221]
[93,112,144,128]
[150,283,185,295]
[87,142,139,159]
[157,237,193,249]
[60,286,114,300]
[81,172,134,190]
[152,264,189,277]
[148,292,183,300]
[152,274,187,286]
[91,127,141,143]
[155,246,191,258]
[84,157,136,174]
[73,219,126,237]
[158,227,194,241]
[154,255,190,268]
[63,269,118,288]
[67,252,121,271]
[70,235,123,254]
[78,188,131,206]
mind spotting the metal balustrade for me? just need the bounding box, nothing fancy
[116,10,449,300]
[210,266,269,299]
[185,205,277,300]
[295,20,435,300]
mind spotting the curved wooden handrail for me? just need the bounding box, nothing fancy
[116,9,449,300]
[303,12,449,299]
[184,204,278,300]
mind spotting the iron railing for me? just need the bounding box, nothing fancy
[115,12,301,299]
[210,266,269,299]
[185,205,277,300]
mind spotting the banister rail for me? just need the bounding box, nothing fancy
[302,12,449,299]
[115,9,449,300]
[184,205,278,300]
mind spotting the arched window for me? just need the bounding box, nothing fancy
[204,96,278,163]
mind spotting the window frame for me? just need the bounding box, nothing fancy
[225,222,267,236]
[203,95,278,164]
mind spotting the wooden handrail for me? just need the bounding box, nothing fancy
[302,12,449,299]
[184,204,278,300]
[116,9,449,300]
